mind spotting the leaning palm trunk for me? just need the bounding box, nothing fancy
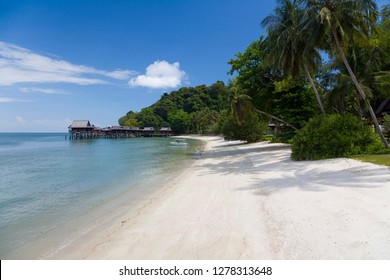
[331,28,390,148]
[253,108,298,131]
[303,63,326,114]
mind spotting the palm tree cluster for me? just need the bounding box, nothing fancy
[261,0,390,148]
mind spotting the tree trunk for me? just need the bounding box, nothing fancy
[331,28,390,148]
[303,64,326,114]
[253,108,298,131]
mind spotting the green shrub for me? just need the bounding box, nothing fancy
[222,112,268,143]
[291,114,381,160]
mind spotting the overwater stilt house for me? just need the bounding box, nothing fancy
[142,127,155,137]
[160,127,173,136]
[68,120,95,139]
[110,126,141,138]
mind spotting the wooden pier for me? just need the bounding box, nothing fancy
[68,120,173,140]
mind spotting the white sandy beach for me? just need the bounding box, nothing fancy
[48,136,390,259]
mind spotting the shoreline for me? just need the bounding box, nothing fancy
[5,136,203,260]
[47,136,390,259]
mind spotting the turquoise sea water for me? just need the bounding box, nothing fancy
[0,133,203,259]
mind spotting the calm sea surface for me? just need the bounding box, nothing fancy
[0,133,203,259]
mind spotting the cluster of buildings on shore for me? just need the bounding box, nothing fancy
[68,120,173,139]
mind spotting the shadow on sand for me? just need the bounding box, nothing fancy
[194,142,390,196]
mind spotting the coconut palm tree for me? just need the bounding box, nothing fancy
[262,0,326,114]
[302,0,389,148]
[228,84,254,125]
[347,37,390,106]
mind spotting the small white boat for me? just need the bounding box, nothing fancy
[170,139,189,146]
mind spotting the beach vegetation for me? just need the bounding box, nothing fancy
[261,0,326,114]
[222,111,268,143]
[227,38,319,142]
[300,0,389,148]
[316,4,390,118]
[227,83,254,125]
[191,107,220,134]
[291,114,381,160]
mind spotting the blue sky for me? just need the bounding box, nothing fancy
[1,0,388,132]
[0,0,278,132]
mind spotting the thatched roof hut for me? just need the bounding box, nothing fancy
[68,120,94,132]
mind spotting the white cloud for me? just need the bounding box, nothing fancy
[0,97,17,102]
[0,97,28,102]
[19,87,68,95]
[129,60,187,89]
[105,70,136,80]
[0,41,136,86]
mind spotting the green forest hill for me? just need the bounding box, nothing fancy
[118,81,229,135]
